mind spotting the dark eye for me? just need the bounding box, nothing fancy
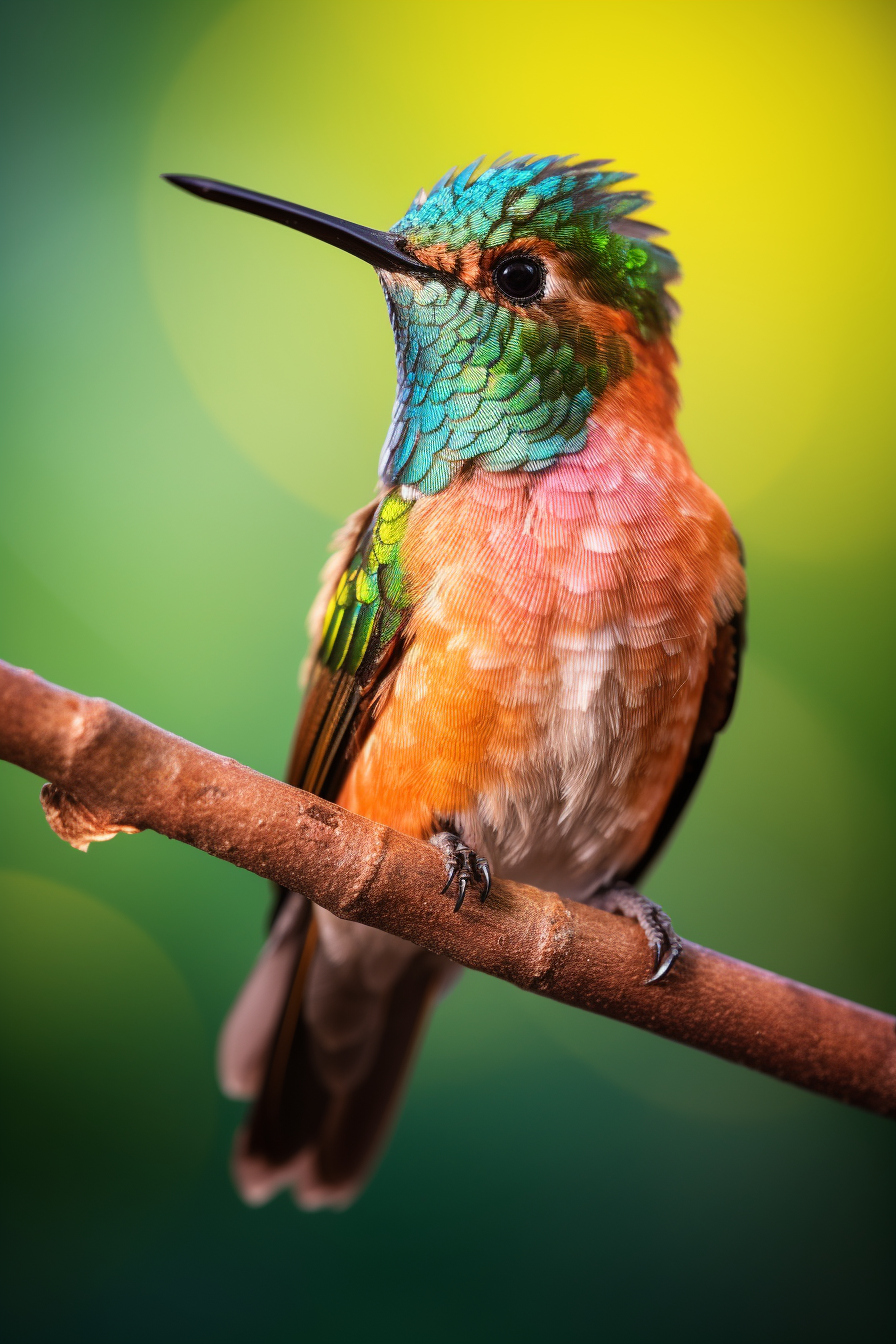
[492,254,545,304]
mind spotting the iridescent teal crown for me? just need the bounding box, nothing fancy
[394,154,679,335]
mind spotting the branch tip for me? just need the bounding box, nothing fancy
[39,781,142,852]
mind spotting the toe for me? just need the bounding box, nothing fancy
[645,940,682,984]
[440,863,459,896]
[475,858,491,901]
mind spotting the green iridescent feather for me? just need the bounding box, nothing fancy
[319,491,413,679]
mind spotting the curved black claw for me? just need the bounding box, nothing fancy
[430,833,491,911]
[587,882,683,984]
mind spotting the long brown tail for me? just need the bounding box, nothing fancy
[218,894,453,1210]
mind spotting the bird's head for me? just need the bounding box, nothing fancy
[165,156,678,494]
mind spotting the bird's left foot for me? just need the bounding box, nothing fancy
[588,883,683,984]
[430,832,491,912]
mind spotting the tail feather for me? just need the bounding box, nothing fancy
[221,900,453,1210]
[298,952,442,1207]
[217,893,313,1100]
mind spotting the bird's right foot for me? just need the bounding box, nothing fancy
[430,832,491,912]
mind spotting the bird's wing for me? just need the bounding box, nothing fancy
[285,488,415,803]
[622,543,746,886]
[219,486,439,1210]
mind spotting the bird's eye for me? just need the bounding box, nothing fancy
[492,254,546,304]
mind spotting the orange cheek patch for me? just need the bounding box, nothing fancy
[407,241,481,285]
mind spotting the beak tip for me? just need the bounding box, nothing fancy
[162,173,205,197]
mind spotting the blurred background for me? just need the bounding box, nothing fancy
[1,1,894,1339]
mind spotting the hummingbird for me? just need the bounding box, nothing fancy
[165,156,746,1211]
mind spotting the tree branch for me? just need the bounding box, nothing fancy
[1,658,893,1118]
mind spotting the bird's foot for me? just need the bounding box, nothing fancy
[430,832,491,912]
[588,883,683,984]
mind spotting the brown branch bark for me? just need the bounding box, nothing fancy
[1,657,894,1118]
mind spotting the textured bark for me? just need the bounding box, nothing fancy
[1,657,894,1117]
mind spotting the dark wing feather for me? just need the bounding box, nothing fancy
[623,579,746,886]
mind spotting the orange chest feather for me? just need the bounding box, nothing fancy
[339,418,744,885]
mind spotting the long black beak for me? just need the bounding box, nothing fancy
[162,174,430,275]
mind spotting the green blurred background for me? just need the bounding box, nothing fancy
[1,1,894,1339]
